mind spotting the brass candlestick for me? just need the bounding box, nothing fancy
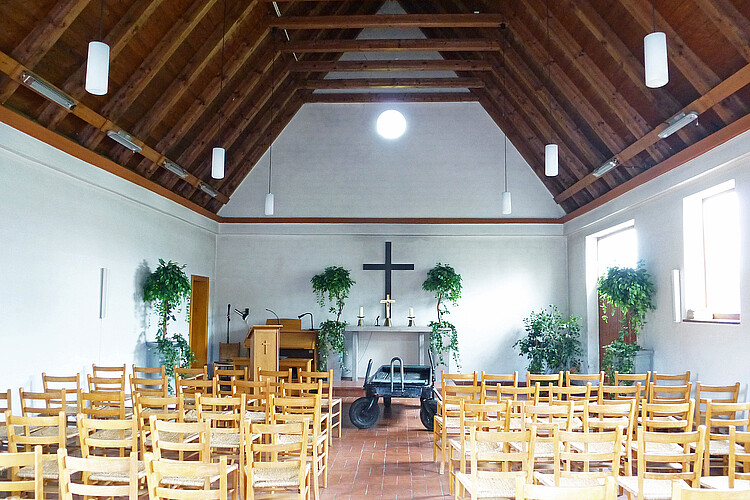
[380,294,395,327]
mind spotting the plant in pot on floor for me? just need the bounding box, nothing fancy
[514,305,582,375]
[143,259,195,392]
[598,261,656,383]
[311,266,355,372]
[423,262,462,370]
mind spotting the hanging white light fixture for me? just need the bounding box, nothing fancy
[544,0,558,177]
[85,0,109,95]
[212,0,227,179]
[500,24,512,215]
[264,29,277,216]
[644,1,668,88]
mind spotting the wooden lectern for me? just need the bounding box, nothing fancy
[244,325,281,375]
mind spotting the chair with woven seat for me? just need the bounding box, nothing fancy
[134,393,184,459]
[695,382,741,426]
[653,370,691,386]
[583,400,636,473]
[673,478,750,499]
[618,426,706,500]
[196,393,247,489]
[42,373,82,420]
[177,375,215,421]
[454,425,536,500]
[271,394,327,500]
[527,371,563,388]
[434,382,482,474]
[701,427,750,490]
[649,383,692,404]
[93,363,127,378]
[145,452,230,500]
[480,372,519,403]
[300,369,342,440]
[213,366,247,397]
[58,447,138,499]
[245,420,311,500]
[0,389,11,451]
[598,384,644,407]
[614,371,651,389]
[515,475,617,500]
[701,400,750,476]
[81,390,128,420]
[233,379,271,425]
[523,401,575,469]
[176,365,209,380]
[0,444,43,498]
[131,365,169,398]
[497,384,539,431]
[7,410,67,494]
[534,427,623,488]
[19,389,79,442]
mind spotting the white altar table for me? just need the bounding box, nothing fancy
[345,326,432,380]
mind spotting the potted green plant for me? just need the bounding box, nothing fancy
[597,261,656,382]
[311,266,355,371]
[143,259,195,390]
[422,263,462,368]
[514,305,582,373]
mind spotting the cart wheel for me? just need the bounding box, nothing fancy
[349,397,380,429]
[420,398,438,431]
[383,396,392,407]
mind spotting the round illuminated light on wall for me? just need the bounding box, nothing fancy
[376,110,406,139]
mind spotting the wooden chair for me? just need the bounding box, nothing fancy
[566,371,604,387]
[653,370,691,385]
[271,394,328,499]
[649,383,692,404]
[548,384,593,403]
[618,426,706,500]
[19,389,79,441]
[535,427,623,487]
[213,366,247,397]
[480,372,519,402]
[454,426,536,500]
[245,420,311,500]
[258,368,293,396]
[233,358,252,373]
[614,371,651,396]
[175,365,209,381]
[527,371,563,387]
[42,373,82,417]
[701,400,750,476]
[145,452,229,500]
[0,389,11,450]
[134,394,184,459]
[523,401,575,468]
[497,384,539,431]
[233,379,271,424]
[598,383,644,407]
[695,382,741,426]
[434,382,482,474]
[640,400,695,431]
[448,400,511,494]
[58,448,138,499]
[583,400,637,473]
[515,475,617,500]
[133,364,166,379]
[93,363,127,378]
[7,411,67,490]
[301,369,342,440]
[88,373,127,394]
[279,358,313,382]
[701,427,750,490]
[81,390,128,419]
[196,393,246,493]
[177,375,214,421]
[0,444,43,498]
[131,365,169,397]
[673,478,750,500]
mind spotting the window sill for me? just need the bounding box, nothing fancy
[682,318,741,325]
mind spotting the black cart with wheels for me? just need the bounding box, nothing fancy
[349,353,438,430]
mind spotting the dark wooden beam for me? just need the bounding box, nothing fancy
[78,0,219,150]
[283,38,502,52]
[304,92,478,103]
[38,0,167,130]
[290,59,493,72]
[300,77,484,89]
[692,0,750,62]
[267,13,504,29]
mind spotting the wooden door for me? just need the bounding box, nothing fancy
[598,295,635,371]
[189,275,209,367]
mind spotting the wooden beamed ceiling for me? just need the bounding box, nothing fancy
[0,0,748,215]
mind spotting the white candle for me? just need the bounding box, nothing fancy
[409,307,414,317]
[359,306,364,317]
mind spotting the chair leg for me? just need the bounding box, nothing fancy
[440,426,448,474]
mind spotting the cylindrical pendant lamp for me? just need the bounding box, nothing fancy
[644,31,668,88]
[545,143,558,177]
[501,191,512,215]
[264,192,275,216]
[211,147,225,179]
[85,41,110,95]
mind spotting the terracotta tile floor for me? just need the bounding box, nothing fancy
[323,397,451,499]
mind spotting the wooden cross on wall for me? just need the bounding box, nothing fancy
[363,242,414,317]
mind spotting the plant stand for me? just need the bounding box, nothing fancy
[635,349,654,373]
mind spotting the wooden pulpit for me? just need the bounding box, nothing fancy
[244,325,281,375]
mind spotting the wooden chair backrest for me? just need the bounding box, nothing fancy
[614,371,651,394]
[130,373,169,398]
[213,367,247,397]
[196,393,244,423]
[87,373,126,393]
[548,383,593,403]
[553,427,623,485]
[636,426,705,488]
[0,388,10,424]
[134,394,183,458]
[584,400,636,433]
[467,426,536,487]
[480,373,519,402]
[442,371,479,387]
[7,410,67,466]
[93,364,127,378]
[695,382,741,426]
[671,478,750,500]
[42,373,81,408]
[0,444,43,497]
[649,383,692,404]
[132,365,166,378]
[497,384,539,403]
[174,365,208,381]
[281,380,323,398]
[653,370,691,385]
[704,400,750,470]
[149,415,211,461]
[299,370,334,400]
[566,372,604,387]
[440,384,482,419]
[232,358,251,372]
[641,400,695,431]
[145,452,227,500]
[58,448,138,500]
[245,420,308,494]
[459,400,512,436]
[526,371,563,387]
[727,428,750,488]
[77,413,137,458]
[176,377,215,396]
[270,394,323,438]
[598,383,643,406]
[19,388,67,417]
[516,475,617,500]
[81,390,127,419]
[257,368,293,383]
[524,401,575,442]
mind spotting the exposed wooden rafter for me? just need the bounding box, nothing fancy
[282,38,502,53]
[304,92,478,103]
[300,77,484,89]
[267,13,504,29]
[290,59,493,72]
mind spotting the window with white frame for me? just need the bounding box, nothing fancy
[596,221,637,278]
[683,180,740,322]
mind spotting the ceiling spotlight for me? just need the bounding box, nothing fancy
[162,159,188,179]
[199,182,218,198]
[658,111,698,139]
[593,158,618,178]
[376,110,406,139]
[20,72,76,110]
[106,130,142,153]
